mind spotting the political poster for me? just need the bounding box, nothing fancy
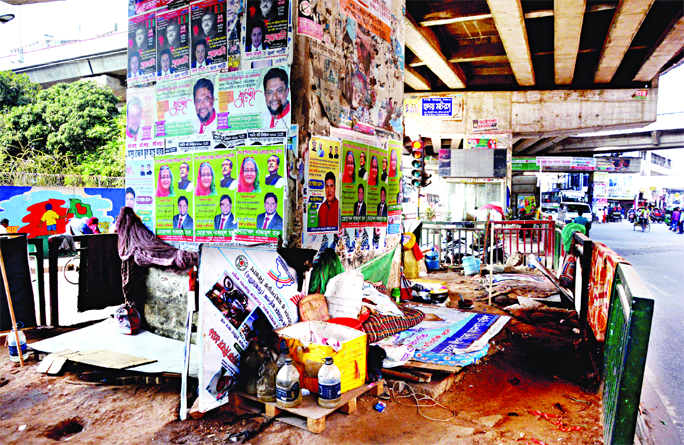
[155,78,195,138]
[198,245,303,413]
[306,137,340,234]
[156,7,191,82]
[125,160,156,232]
[340,140,368,228]
[190,0,230,75]
[193,149,238,242]
[128,11,157,83]
[154,154,195,241]
[387,139,402,232]
[366,145,387,227]
[339,0,391,43]
[234,145,286,243]
[216,65,291,131]
[134,0,172,15]
[126,86,156,147]
[244,0,291,60]
[165,133,213,155]
[296,0,322,40]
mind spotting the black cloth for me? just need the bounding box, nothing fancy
[76,234,124,312]
[0,236,37,330]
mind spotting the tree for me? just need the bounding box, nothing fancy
[0,71,41,112]
[0,79,124,177]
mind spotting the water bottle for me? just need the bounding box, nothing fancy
[8,328,28,363]
[276,358,302,408]
[275,341,291,370]
[241,341,266,395]
[317,356,341,408]
[256,352,278,402]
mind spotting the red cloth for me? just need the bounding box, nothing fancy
[587,242,629,341]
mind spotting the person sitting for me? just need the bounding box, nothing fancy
[573,210,591,236]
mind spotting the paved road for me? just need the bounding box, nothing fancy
[591,219,684,443]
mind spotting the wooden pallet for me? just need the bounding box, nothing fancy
[229,380,384,433]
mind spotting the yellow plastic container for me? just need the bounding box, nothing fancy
[275,321,367,395]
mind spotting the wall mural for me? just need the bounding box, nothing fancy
[0,187,124,237]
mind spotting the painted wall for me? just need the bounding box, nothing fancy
[0,186,124,236]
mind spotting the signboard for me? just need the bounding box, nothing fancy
[404,95,463,120]
[538,157,596,171]
[512,157,540,171]
[472,118,498,131]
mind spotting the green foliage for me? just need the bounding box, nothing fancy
[0,79,124,178]
[0,71,41,112]
[423,205,437,221]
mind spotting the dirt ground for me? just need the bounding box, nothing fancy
[0,321,604,445]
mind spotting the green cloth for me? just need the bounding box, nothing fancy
[561,223,586,252]
[309,249,345,294]
[359,245,398,285]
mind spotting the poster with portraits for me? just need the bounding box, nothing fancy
[154,154,195,241]
[128,11,157,84]
[198,245,302,413]
[193,149,238,242]
[190,0,230,75]
[134,0,172,15]
[156,7,190,82]
[387,139,402,233]
[234,145,285,243]
[126,86,156,146]
[366,145,387,227]
[306,137,340,234]
[125,160,156,232]
[216,65,291,131]
[340,140,368,228]
[155,78,195,138]
[244,0,291,61]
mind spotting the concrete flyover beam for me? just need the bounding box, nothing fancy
[594,0,656,83]
[554,0,586,85]
[405,13,467,89]
[548,129,684,154]
[634,15,684,82]
[486,0,535,86]
[405,65,431,91]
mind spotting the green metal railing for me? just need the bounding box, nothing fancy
[602,263,654,445]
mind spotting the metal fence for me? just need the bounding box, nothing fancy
[0,172,124,188]
[419,221,486,265]
[489,220,556,268]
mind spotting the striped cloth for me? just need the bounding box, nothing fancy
[362,306,425,343]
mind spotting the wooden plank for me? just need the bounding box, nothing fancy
[402,360,463,373]
[307,417,326,434]
[338,397,356,414]
[37,350,76,374]
[47,356,68,375]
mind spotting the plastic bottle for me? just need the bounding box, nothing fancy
[317,356,341,408]
[8,328,28,363]
[256,352,278,403]
[276,358,302,408]
[241,341,266,395]
[275,341,291,370]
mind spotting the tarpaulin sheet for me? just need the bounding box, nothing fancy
[379,305,509,367]
[0,236,36,330]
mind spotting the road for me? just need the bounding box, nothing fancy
[591,219,684,443]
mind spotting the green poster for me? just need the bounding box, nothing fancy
[234,145,286,243]
[387,140,402,213]
[306,137,341,234]
[154,153,194,241]
[366,145,388,227]
[340,140,368,228]
[155,79,195,139]
[193,149,237,242]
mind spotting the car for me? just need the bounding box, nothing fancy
[557,202,593,224]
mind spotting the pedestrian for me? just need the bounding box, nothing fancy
[679,208,684,234]
[602,207,607,224]
[671,207,680,231]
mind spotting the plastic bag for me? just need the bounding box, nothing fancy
[115,301,141,335]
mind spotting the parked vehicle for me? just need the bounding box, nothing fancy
[556,202,593,224]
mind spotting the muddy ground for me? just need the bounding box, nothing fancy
[0,322,603,445]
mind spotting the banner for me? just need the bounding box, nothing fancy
[340,140,368,228]
[155,78,195,138]
[128,11,157,83]
[198,245,303,413]
[216,66,291,130]
[366,145,388,227]
[156,7,191,82]
[306,137,340,234]
[387,139,402,230]
[234,145,286,243]
[244,0,291,60]
[193,149,238,242]
[190,0,232,75]
[126,86,156,145]
[155,153,195,241]
[339,0,391,43]
[125,159,156,232]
